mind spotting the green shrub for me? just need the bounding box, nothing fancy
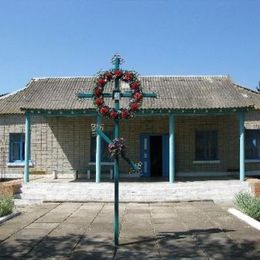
[0,196,14,217]
[234,192,260,221]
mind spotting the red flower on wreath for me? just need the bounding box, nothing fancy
[95,87,103,97]
[114,70,123,78]
[97,79,106,87]
[121,109,130,119]
[130,81,140,90]
[95,98,104,106]
[104,72,113,81]
[130,102,140,111]
[123,72,133,82]
[100,106,109,115]
[134,92,143,101]
[110,110,118,119]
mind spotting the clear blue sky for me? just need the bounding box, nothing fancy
[0,0,259,93]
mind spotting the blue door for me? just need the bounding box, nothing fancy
[140,134,169,177]
[140,134,150,177]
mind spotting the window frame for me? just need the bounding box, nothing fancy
[245,129,260,160]
[9,133,25,163]
[194,130,219,162]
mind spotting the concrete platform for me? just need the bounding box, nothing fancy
[0,201,259,259]
[15,178,250,205]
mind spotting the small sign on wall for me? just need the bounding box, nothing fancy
[245,122,260,129]
[91,123,104,137]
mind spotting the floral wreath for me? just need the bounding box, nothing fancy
[108,138,125,157]
[93,69,143,119]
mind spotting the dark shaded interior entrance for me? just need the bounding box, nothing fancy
[150,136,163,177]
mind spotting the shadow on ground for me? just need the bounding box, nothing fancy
[0,228,259,259]
[118,228,260,259]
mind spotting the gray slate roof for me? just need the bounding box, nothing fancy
[234,84,260,110]
[0,75,256,114]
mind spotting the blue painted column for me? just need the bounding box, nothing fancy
[96,114,102,183]
[239,113,245,181]
[169,113,175,183]
[24,112,31,183]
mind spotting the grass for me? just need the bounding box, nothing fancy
[0,196,14,217]
[234,192,260,221]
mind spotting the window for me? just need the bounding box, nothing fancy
[9,133,25,162]
[195,130,218,161]
[245,130,260,160]
[90,132,112,162]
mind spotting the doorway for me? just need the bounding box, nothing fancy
[150,136,163,177]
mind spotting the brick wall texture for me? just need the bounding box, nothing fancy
[0,113,259,178]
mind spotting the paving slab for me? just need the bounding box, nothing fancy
[70,235,115,260]
[35,203,81,223]
[115,241,160,259]
[0,201,259,259]
[0,222,59,258]
[0,203,58,243]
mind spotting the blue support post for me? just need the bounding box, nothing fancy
[169,113,175,183]
[96,114,102,183]
[24,112,31,183]
[239,113,245,181]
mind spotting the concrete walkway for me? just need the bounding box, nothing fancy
[0,202,259,259]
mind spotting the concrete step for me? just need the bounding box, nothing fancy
[16,180,250,205]
[20,182,249,190]
[19,189,248,197]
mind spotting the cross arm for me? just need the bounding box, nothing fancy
[121,92,157,98]
[78,91,156,99]
[96,128,112,144]
[121,153,142,173]
[78,93,113,99]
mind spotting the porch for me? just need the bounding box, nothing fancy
[15,177,250,205]
[21,111,249,183]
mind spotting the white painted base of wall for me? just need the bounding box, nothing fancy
[178,172,235,177]
[0,173,50,180]
[0,173,22,179]
[0,173,76,180]
[178,171,260,177]
[56,173,76,179]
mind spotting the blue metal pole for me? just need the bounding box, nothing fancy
[239,113,245,181]
[169,113,175,183]
[114,57,120,246]
[96,114,102,183]
[24,112,31,183]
